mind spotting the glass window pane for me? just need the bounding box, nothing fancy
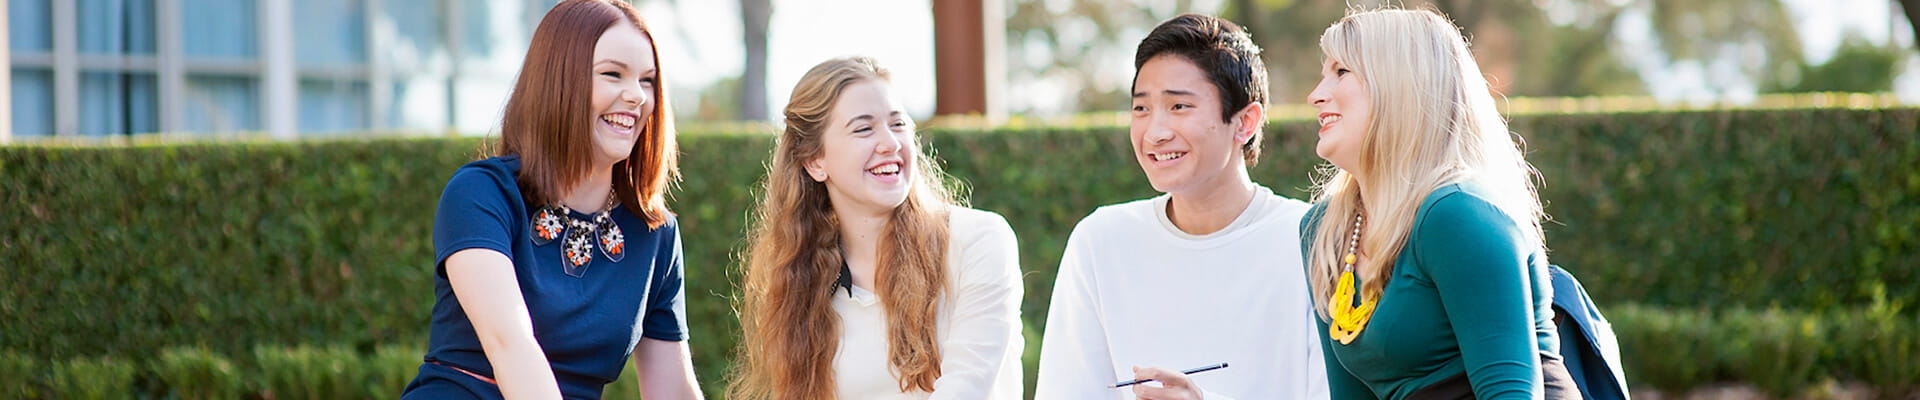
[294,0,366,67]
[389,79,450,131]
[454,76,511,134]
[461,0,500,59]
[79,0,157,55]
[181,0,257,59]
[80,72,160,135]
[383,0,444,69]
[9,0,52,51]
[183,75,259,132]
[297,79,368,134]
[10,68,54,136]
[521,0,552,38]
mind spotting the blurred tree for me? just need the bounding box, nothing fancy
[1237,0,1803,98]
[740,0,772,120]
[1765,35,1905,93]
[1901,0,1920,51]
[1006,0,1840,115]
[1640,0,1803,96]
[1005,0,1202,115]
[693,76,744,122]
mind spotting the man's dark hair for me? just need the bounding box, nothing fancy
[1133,13,1269,165]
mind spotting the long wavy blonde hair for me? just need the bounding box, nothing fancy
[728,56,958,399]
[1306,7,1547,318]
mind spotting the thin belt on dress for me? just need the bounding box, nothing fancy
[429,360,499,385]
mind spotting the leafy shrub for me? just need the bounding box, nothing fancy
[151,346,243,398]
[2,108,1915,396]
[50,356,135,400]
[252,345,357,399]
[0,352,46,399]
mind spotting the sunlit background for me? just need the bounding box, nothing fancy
[4,2,1917,399]
[5,0,1917,140]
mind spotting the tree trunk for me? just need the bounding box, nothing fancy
[1548,9,1625,92]
[740,0,772,121]
[1233,0,1259,38]
[1899,0,1920,51]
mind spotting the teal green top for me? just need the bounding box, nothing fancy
[1300,183,1559,400]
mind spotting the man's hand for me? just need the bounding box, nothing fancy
[1129,366,1204,400]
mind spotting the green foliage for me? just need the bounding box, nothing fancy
[1766,36,1905,93]
[365,344,423,398]
[1521,109,1920,311]
[51,356,135,400]
[1718,309,1826,396]
[0,308,1911,398]
[0,139,468,364]
[1609,304,1920,398]
[1,108,1916,396]
[253,345,358,398]
[1608,306,1717,390]
[151,346,243,399]
[0,352,46,399]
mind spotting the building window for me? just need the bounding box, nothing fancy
[384,0,451,131]
[295,0,371,133]
[10,0,53,51]
[182,0,259,59]
[10,68,54,136]
[80,72,160,135]
[295,0,367,67]
[184,75,260,132]
[298,79,368,134]
[78,0,157,55]
[5,0,555,139]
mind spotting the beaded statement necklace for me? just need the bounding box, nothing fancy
[529,186,626,278]
[1329,213,1378,345]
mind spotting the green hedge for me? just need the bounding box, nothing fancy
[0,306,1912,399]
[1610,304,1920,398]
[1521,109,1920,312]
[2,108,1916,396]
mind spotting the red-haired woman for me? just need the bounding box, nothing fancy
[726,56,1025,399]
[401,1,700,398]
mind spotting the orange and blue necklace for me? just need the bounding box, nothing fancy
[530,189,625,277]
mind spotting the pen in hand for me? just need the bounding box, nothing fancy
[1112,362,1230,388]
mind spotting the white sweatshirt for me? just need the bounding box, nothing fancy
[1036,187,1329,399]
[832,207,1025,399]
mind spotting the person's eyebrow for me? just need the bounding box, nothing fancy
[844,114,875,128]
[595,59,629,69]
[1132,89,1198,98]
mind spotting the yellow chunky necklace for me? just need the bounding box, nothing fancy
[1329,213,1378,345]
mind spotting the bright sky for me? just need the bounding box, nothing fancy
[640,0,937,119]
[639,0,1917,120]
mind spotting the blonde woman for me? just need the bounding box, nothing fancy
[727,56,1024,400]
[1301,7,1579,399]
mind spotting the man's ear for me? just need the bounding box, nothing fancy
[1233,102,1266,145]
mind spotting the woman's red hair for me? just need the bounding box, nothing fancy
[497,0,678,228]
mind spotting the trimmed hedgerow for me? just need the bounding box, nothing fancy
[1,108,1915,397]
[0,308,1912,399]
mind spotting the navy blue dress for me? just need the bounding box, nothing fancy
[402,156,688,399]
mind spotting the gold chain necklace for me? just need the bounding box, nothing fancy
[1329,212,1378,344]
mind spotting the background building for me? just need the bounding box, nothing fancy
[6,0,582,140]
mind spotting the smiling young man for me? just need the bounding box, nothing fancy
[1035,14,1327,400]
